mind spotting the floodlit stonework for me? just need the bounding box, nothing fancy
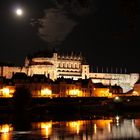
[0,52,139,93]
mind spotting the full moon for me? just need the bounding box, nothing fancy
[16,8,23,16]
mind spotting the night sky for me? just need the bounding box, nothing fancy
[0,0,140,72]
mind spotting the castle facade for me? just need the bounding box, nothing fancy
[0,52,139,93]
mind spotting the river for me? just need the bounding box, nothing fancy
[0,112,140,140]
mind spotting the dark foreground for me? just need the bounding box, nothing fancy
[1,97,140,139]
[0,96,140,114]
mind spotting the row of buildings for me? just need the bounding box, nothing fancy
[1,72,139,98]
[0,51,139,94]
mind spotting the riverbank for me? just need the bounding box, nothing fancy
[1,96,140,114]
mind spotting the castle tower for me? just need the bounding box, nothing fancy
[82,65,90,79]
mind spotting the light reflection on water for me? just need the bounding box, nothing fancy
[1,116,140,140]
[0,124,13,140]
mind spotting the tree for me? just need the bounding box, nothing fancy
[13,86,32,113]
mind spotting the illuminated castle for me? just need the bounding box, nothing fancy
[0,52,139,93]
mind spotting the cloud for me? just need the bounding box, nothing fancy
[38,7,77,46]
[38,0,95,46]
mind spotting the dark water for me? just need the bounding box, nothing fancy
[1,113,140,140]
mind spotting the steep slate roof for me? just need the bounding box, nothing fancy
[31,74,53,83]
[28,50,54,59]
[29,61,53,66]
[94,83,109,88]
[54,78,92,87]
[54,77,74,84]
[111,85,122,90]
[77,78,92,86]
[32,74,47,79]
[12,72,28,80]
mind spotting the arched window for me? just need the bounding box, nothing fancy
[60,63,63,68]
[71,64,73,68]
[62,63,65,68]
[74,63,77,68]
[67,63,69,68]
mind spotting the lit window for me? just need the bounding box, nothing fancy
[41,88,52,97]
[0,88,14,97]
[68,89,82,97]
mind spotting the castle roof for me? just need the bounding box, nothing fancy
[29,61,53,66]
[31,74,53,83]
[28,50,53,59]
[12,72,28,80]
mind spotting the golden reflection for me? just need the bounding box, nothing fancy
[115,116,120,126]
[67,121,83,134]
[94,120,112,129]
[108,123,111,132]
[94,124,97,134]
[0,134,11,140]
[0,124,13,133]
[40,122,52,138]
[0,124,13,140]
[116,116,119,121]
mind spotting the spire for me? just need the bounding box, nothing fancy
[79,52,82,60]
[96,66,98,73]
[71,51,74,59]
[102,67,104,73]
[120,68,122,74]
[71,51,73,56]
[124,68,127,74]
[116,67,118,73]
[106,67,108,73]
[111,67,113,73]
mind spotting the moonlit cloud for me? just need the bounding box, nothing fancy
[38,0,95,46]
[38,7,77,46]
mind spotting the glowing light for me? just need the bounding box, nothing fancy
[15,8,23,16]
[115,96,119,100]
[2,88,10,95]
[94,124,97,134]
[132,91,139,96]
[0,88,10,97]
[0,124,13,133]
[0,87,15,97]
[114,96,122,102]
[95,120,112,128]
[108,123,111,132]
[41,122,52,129]
[68,89,82,97]
[40,122,52,138]
[67,121,83,134]
[94,88,112,97]
[41,88,52,97]
[116,116,120,126]
[116,116,119,120]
